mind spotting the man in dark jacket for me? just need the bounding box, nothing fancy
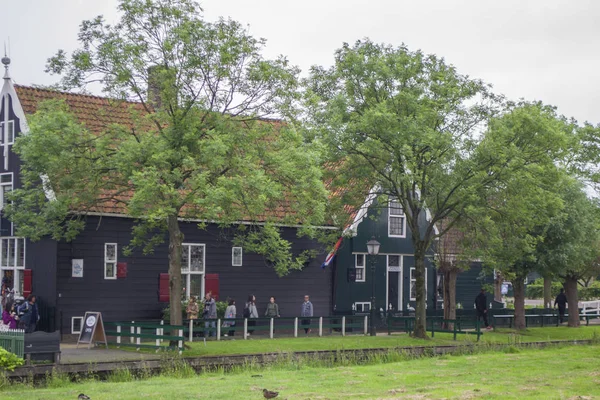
[554,288,568,324]
[474,289,490,329]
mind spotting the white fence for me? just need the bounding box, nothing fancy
[581,300,600,315]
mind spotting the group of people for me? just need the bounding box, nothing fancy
[0,293,39,333]
[185,293,314,338]
[475,287,570,329]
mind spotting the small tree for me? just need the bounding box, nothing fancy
[9,0,328,330]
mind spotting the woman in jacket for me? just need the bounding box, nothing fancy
[264,296,280,318]
[222,299,237,337]
[186,296,199,320]
[2,301,18,329]
[245,295,258,337]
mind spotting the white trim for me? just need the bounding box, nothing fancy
[71,316,83,334]
[232,247,243,266]
[409,266,428,301]
[354,302,371,313]
[344,185,379,237]
[354,253,366,282]
[386,255,403,311]
[388,198,407,238]
[182,243,205,299]
[104,243,117,280]
[0,172,13,211]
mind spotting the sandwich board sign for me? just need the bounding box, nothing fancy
[77,311,108,349]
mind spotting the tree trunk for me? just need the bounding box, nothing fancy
[513,276,526,330]
[493,271,503,302]
[167,214,184,339]
[412,246,428,339]
[442,268,457,330]
[565,276,580,327]
[543,276,552,309]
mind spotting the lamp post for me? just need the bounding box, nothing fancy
[366,236,380,336]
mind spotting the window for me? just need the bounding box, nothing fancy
[355,253,366,282]
[71,316,83,334]
[387,255,401,271]
[104,243,117,279]
[0,121,14,145]
[232,247,243,266]
[388,198,406,237]
[354,302,371,313]
[409,267,428,301]
[0,237,25,295]
[182,243,205,299]
[0,173,13,210]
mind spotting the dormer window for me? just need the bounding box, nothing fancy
[388,198,406,238]
[0,121,15,145]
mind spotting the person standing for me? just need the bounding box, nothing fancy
[202,292,217,337]
[265,296,280,318]
[2,301,18,329]
[554,288,568,324]
[186,296,199,320]
[223,299,237,337]
[301,295,313,334]
[474,289,490,330]
[18,295,39,333]
[244,295,258,338]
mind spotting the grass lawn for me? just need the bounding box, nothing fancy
[177,326,600,357]
[4,344,600,399]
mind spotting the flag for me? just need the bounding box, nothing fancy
[321,237,343,269]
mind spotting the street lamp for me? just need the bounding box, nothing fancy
[366,236,380,336]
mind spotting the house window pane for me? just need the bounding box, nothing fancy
[232,247,242,266]
[2,239,8,267]
[410,268,416,300]
[0,174,12,184]
[388,255,400,268]
[389,199,403,215]
[190,274,203,298]
[189,245,204,272]
[181,246,189,272]
[356,254,365,267]
[7,239,14,267]
[6,121,14,144]
[105,262,116,278]
[105,244,116,262]
[389,216,404,236]
[355,268,364,281]
[17,239,24,268]
[104,243,117,279]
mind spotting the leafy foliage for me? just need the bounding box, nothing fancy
[0,348,24,372]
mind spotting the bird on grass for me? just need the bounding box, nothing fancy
[78,394,91,400]
[262,389,279,399]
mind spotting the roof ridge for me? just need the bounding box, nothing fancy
[14,84,143,106]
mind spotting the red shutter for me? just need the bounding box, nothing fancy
[159,273,170,302]
[23,269,32,298]
[205,273,219,301]
[117,262,128,278]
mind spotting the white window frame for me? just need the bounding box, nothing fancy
[71,316,83,334]
[232,247,243,266]
[388,198,406,238]
[104,243,117,280]
[0,120,14,145]
[0,237,26,296]
[0,172,13,211]
[354,253,366,282]
[409,267,428,301]
[182,243,205,299]
[386,254,403,311]
[354,302,371,313]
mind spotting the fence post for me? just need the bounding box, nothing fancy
[317,317,322,337]
[155,326,160,347]
[294,317,298,337]
[269,318,274,339]
[244,318,248,340]
[136,326,141,350]
[189,319,193,342]
[365,316,369,336]
[130,321,135,344]
[116,325,121,346]
[178,329,183,354]
[342,316,346,336]
[217,319,221,341]
[160,320,164,343]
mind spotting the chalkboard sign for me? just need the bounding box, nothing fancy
[76,312,107,349]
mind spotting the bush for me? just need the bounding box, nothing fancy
[526,279,562,299]
[0,347,24,372]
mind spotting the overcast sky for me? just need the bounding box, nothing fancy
[1,0,598,123]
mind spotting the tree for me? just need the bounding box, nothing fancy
[463,103,580,330]
[537,178,600,327]
[8,0,328,330]
[305,40,516,338]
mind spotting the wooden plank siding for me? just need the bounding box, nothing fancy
[55,216,332,333]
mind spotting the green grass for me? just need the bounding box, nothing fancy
[3,344,600,399]
[173,326,600,357]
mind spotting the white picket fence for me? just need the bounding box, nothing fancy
[581,300,600,315]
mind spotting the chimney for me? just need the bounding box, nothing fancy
[147,65,163,110]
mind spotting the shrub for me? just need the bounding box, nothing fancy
[526,279,562,299]
[0,348,24,372]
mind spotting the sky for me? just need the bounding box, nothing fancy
[1,0,599,123]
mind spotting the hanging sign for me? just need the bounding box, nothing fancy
[76,311,108,349]
[72,259,84,278]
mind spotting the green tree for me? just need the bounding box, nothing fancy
[305,40,512,338]
[9,0,328,329]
